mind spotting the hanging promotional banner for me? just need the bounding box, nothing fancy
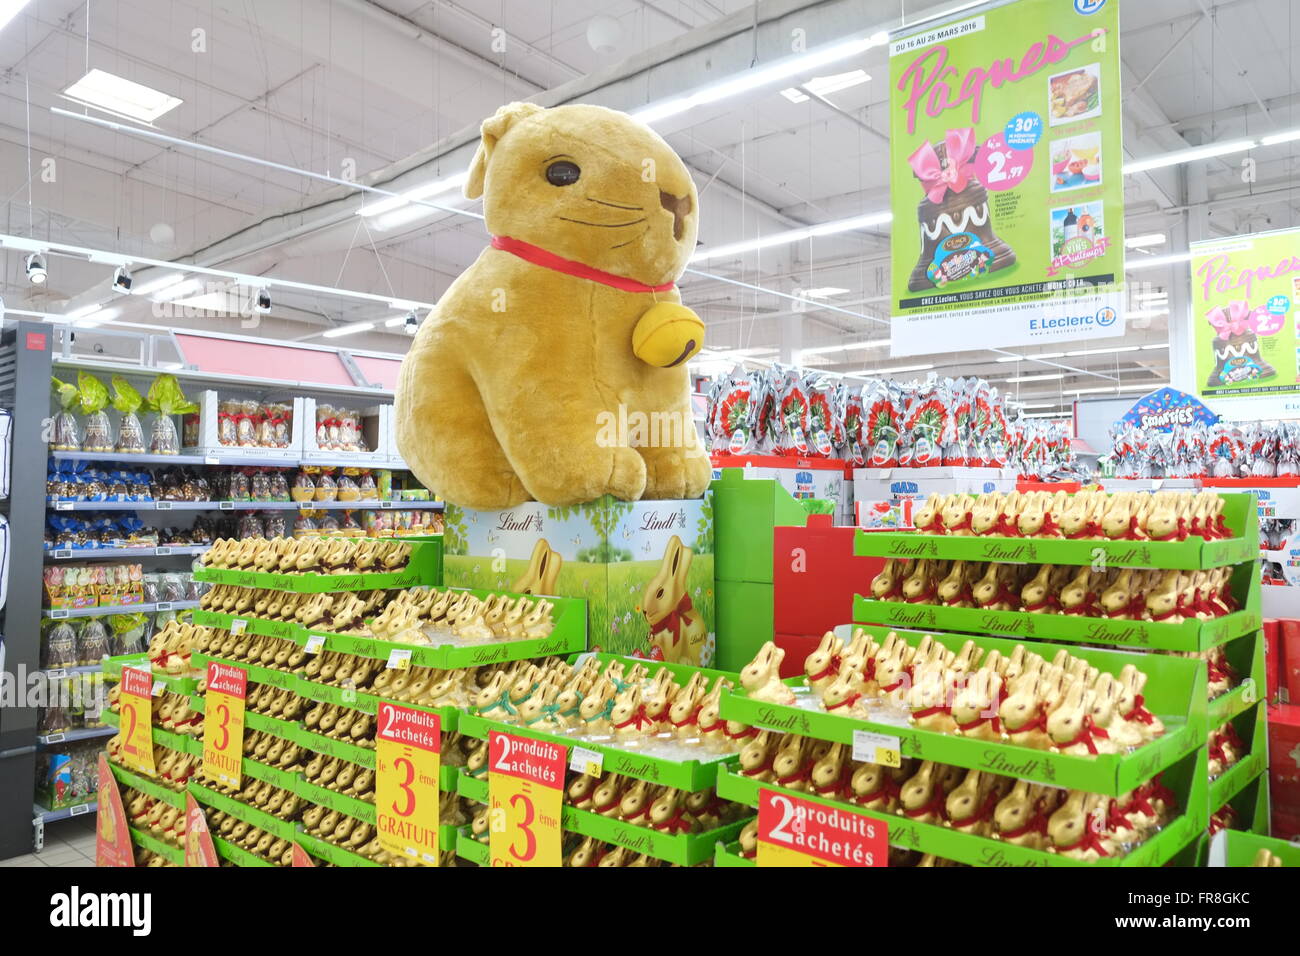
[1189,227,1300,420]
[202,660,247,788]
[756,788,886,867]
[888,0,1124,357]
[118,666,156,777]
[94,753,135,867]
[488,731,563,867]
[375,702,442,865]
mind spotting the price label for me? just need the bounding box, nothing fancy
[298,501,314,511]
[380,501,394,509]
[756,789,885,867]
[151,680,166,697]
[204,456,221,465]
[569,746,604,778]
[46,669,67,680]
[376,703,442,865]
[488,731,563,867]
[155,501,172,511]
[119,666,156,777]
[385,648,413,670]
[230,619,248,636]
[304,633,327,655]
[202,661,248,788]
[70,803,91,817]
[852,730,901,767]
[44,733,66,744]
[183,793,219,867]
[53,549,73,559]
[50,610,69,620]
[155,603,173,612]
[56,502,74,511]
[155,547,172,556]
[219,501,235,510]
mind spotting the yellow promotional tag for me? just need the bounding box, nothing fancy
[118,666,156,777]
[202,661,248,788]
[756,788,885,868]
[376,702,442,865]
[488,731,563,867]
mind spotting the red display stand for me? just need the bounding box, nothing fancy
[772,514,883,678]
[1269,704,1300,840]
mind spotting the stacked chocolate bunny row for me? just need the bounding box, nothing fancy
[201,536,413,574]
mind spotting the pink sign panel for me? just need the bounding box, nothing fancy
[175,335,355,386]
[352,355,404,391]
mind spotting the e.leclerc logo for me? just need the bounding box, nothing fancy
[1028,305,1118,333]
[1074,0,1105,14]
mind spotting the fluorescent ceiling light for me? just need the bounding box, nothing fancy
[1123,139,1255,175]
[0,1,33,33]
[1023,411,1071,418]
[132,272,187,297]
[151,277,204,302]
[66,303,104,319]
[1127,308,1169,320]
[1072,384,1166,395]
[632,33,888,125]
[371,201,456,232]
[1016,402,1062,409]
[1260,129,1300,147]
[69,306,120,328]
[1141,343,1170,350]
[357,172,468,218]
[692,211,891,263]
[800,287,850,298]
[173,291,243,312]
[322,321,375,338]
[63,69,182,123]
[1133,290,1168,302]
[1006,373,1065,383]
[780,69,870,103]
[996,351,1065,363]
[1066,345,1141,357]
[1125,233,1166,249]
[855,363,934,376]
[1126,252,1192,272]
[384,313,412,328]
[800,338,890,356]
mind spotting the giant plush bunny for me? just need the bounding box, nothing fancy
[395,102,710,508]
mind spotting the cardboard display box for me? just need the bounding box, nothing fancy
[711,455,851,524]
[442,495,715,666]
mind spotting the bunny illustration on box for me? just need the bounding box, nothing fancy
[512,539,563,595]
[1204,301,1275,389]
[396,101,710,508]
[641,534,707,665]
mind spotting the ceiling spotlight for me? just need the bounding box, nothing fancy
[255,288,272,314]
[111,265,133,294]
[25,252,47,285]
[404,310,419,335]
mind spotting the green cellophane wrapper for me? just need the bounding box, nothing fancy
[111,375,147,454]
[50,377,81,451]
[77,372,113,453]
[143,374,198,455]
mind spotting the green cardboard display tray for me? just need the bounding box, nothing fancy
[853,493,1258,570]
[455,826,488,866]
[108,760,186,809]
[716,749,1206,868]
[720,627,1207,796]
[457,771,488,803]
[712,469,810,584]
[291,725,376,769]
[296,778,375,824]
[458,712,736,791]
[212,836,277,868]
[194,540,440,592]
[294,829,383,868]
[1208,632,1265,725]
[246,710,300,740]
[560,806,748,865]
[1209,759,1266,815]
[191,652,299,691]
[296,678,381,714]
[1216,829,1300,867]
[101,654,201,694]
[713,840,754,867]
[241,757,299,791]
[193,609,303,641]
[186,782,298,842]
[128,827,184,866]
[853,566,1262,652]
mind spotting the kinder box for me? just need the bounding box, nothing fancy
[443,495,715,666]
[851,466,1015,507]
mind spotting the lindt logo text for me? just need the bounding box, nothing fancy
[639,510,686,531]
[496,512,542,533]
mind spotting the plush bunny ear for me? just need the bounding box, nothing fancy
[465,101,544,199]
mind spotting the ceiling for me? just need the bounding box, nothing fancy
[2,0,1299,418]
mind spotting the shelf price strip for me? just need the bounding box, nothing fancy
[488,731,563,867]
[119,666,156,777]
[756,789,886,868]
[202,661,248,789]
[376,703,442,866]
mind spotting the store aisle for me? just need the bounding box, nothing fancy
[1,818,96,867]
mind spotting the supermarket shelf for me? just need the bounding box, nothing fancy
[45,545,210,560]
[43,600,200,619]
[33,801,96,822]
[49,448,413,471]
[36,726,115,745]
[37,663,105,677]
[47,499,440,512]
[455,826,488,866]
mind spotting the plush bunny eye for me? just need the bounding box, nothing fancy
[546,160,581,186]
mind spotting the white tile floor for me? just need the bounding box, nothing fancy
[1,816,98,867]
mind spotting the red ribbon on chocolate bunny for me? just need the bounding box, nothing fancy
[649,593,694,646]
[908,128,977,204]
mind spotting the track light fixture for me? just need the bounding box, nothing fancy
[25,252,47,285]
[404,310,419,335]
[255,288,272,314]
[111,265,132,294]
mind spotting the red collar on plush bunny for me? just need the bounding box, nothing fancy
[491,236,676,294]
